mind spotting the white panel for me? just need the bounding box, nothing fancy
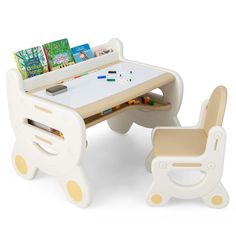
[33,61,165,109]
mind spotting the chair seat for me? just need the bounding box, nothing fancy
[153,129,207,157]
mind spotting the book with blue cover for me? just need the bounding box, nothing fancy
[71,44,94,63]
[14,46,48,79]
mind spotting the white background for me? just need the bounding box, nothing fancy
[0,0,235,235]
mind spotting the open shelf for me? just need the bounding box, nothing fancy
[27,119,64,138]
[84,92,171,128]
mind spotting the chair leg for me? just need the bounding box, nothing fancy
[202,182,229,209]
[58,165,92,208]
[146,182,171,206]
[145,150,155,173]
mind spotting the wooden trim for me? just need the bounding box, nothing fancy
[172,163,202,167]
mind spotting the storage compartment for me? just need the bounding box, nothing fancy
[27,119,64,138]
[84,92,171,128]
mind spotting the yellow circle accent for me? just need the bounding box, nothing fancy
[151,194,163,204]
[15,155,28,175]
[67,180,83,202]
[211,195,223,205]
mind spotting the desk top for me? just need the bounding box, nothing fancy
[32,61,175,118]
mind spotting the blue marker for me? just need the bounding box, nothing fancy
[97,75,106,79]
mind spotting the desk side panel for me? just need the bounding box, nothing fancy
[6,69,87,176]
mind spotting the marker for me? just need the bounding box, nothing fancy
[101,108,113,115]
[108,71,117,74]
[97,75,106,79]
[107,78,116,82]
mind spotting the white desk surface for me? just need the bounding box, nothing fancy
[33,61,166,110]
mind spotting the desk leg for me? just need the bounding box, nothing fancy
[132,110,181,128]
[58,165,92,208]
[12,141,38,180]
[107,111,133,134]
[108,77,183,133]
[11,139,92,208]
[107,108,180,134]
[133,78,183,128]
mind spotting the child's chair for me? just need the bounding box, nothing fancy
[146,86,229,208]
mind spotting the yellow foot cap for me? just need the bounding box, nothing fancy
[67,180,83,202]
[211,195,223,205]
[15,155,28,175]
[151,194,162,204]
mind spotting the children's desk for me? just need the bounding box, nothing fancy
[7,38,183,208]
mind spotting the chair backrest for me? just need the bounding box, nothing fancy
[203,86,227,134]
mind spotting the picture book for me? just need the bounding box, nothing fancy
[71,43,94,63]
[14,46,48,79]
[94,48,113,57]
[43,38,75,71]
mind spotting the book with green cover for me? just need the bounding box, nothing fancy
[43,38,75,71]
[14,46,48,79]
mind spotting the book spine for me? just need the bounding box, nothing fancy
[43,46,51,71]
